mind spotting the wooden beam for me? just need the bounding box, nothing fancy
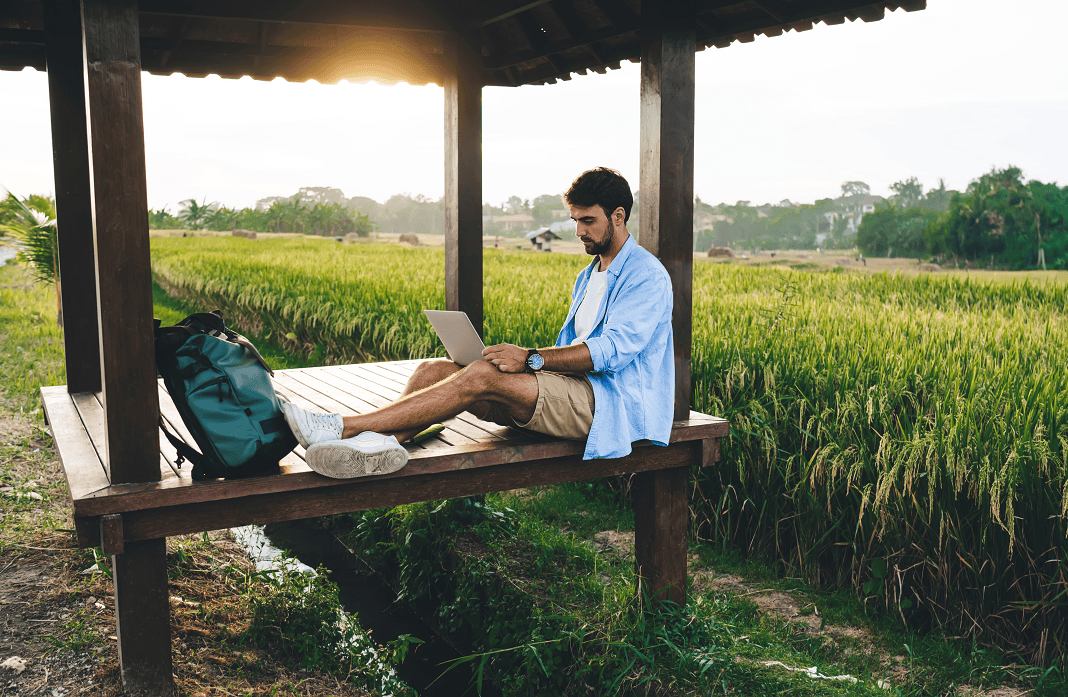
[443,29,483,337]
[43,0,101,394]
[137,0,451,32]
[484,17,640,70]
[639,0,695,422]
[81,0,159,484]
[82,3,169,691]
[470,0,554,27]
[112,539,173,695]
[634,465,689,605]
[98,443,699,543]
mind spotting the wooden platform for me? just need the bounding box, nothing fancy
[44,360,728,551]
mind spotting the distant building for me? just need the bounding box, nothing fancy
[525,227,561,251]
[494,213,536,231]
[823,194,885,237]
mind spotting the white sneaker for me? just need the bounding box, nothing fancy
[305,432,409,479]
[281,399,344,449]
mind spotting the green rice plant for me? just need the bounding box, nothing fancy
[150,237,1068,661]
[691,265,1068,662]
[0,262,66,413]
[150,237,582,362]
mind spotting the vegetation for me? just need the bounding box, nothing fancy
[0,262,66,413]
[692,265,1068,662]
[150,236,1068,669]
[858,167,1068,269]
[151,190,375,237]
[0,192,62,324]
[337,496,893,696]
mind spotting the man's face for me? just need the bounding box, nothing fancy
[570,204,616,257]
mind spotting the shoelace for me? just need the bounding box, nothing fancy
[306,411,341,433]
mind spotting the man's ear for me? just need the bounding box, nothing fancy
[613,207,625,225]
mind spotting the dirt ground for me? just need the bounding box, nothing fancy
[0,405,377,697]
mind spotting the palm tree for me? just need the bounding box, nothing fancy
[178,197,218,231]
[0,192,63,325]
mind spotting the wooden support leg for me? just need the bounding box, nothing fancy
[633,464,689,606]
[81,0,159,485]
[443,28,484,337]
[112,538,174,696]
[639,0,696,421]
[43,0,101,393]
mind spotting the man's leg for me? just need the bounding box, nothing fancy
[340,359,537,440]
[383,359,504,442]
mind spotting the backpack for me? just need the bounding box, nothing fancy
[154,311,297,480]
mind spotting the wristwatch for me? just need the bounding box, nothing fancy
[526,349,545,372]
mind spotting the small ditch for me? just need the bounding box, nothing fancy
[239,518,499,697]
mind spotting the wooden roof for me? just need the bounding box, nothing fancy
[1,0,924,87]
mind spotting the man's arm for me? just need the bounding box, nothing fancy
[482,342,593,374]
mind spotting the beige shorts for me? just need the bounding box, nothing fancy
[483,372,595,440]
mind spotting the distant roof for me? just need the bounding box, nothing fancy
[495,213,535,223]
[526,227,561,240]
[0,1,925,87]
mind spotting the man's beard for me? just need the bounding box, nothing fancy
[584,218,615,256]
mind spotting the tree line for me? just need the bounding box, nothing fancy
[150,190,374,237]
[857,167,1068,270]
[151,187,575,239]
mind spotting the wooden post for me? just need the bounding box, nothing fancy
[43,0,101,394]
[633,462,689,605]
[81,0,159,484]
[443,29,484,337]
[639,0,696,421]
[82,1,171,694]
[112,539,173,694]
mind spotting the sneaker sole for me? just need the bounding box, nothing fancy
[305,441,409,479]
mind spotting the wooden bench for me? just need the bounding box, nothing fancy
[44,359,727,688]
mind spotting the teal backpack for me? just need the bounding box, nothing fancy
[154,311,296,480]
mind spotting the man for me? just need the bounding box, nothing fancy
[283,167,675,477]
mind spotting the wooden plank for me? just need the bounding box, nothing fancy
[443,27,484,337]
[71,391,106,464]
[41,387,110,516]
[639,0,696,422]
[111,538,174,695]
[82,0,159,485]
[43,0,101,394]
[633,465,689,605]
[69,405,724,518]
[115,442,699,544]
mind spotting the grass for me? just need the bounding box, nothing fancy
[7,242,1068,693]
[0,258,399,696]
[0,261,65,415]
[149,236,1068,661]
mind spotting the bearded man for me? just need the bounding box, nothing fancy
[282,167,675,477]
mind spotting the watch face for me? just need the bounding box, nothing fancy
[528,353,545,370]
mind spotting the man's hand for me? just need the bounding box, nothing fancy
[482,343,529,373]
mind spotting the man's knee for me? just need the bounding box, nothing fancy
[414,358,462,383]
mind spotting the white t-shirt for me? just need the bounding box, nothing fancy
[570,268,608,345]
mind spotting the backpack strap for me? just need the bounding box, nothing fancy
[158,416,212,481]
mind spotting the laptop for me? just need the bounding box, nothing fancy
[424,310,486,366]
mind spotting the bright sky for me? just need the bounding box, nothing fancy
[1,0,1065,211]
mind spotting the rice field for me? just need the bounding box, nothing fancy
[151,236,1068,660]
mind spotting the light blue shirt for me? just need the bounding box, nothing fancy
[556,236,675,459]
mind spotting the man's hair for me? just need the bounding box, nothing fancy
[564,167,634,224]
